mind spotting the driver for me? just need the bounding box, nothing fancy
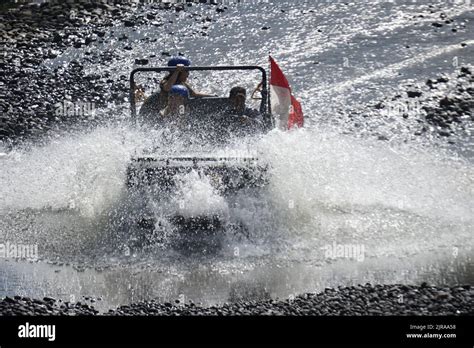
[228,86,261,121]
[160,85,189,120]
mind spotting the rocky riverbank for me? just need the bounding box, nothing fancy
[370,66,473,139]
[1,1,472,145]
[0,283,472,316]
[0,0,225,143]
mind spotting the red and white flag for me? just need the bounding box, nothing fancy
[269,56,304,130]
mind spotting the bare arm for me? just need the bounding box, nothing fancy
[251,81,263,100]
[134,84,146,102]
[184,82,214,98]
[161,66,185,92]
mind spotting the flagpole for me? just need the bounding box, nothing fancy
[268,54,272,118]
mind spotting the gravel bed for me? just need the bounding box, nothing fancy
[1,283,472,316]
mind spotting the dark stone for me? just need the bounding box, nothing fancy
[438,130,451,137]
[426,79,436,89]
[52,32,62,43]
[439,97,455,108]
[85,37,94,45]
[407,90,422,98]
[374,102,384,110]
[123,20,135,27]
[135,59,149,65]
[437,77,449,83]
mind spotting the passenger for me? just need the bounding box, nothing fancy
[228,86,261,120]
[159,56,213,108]
[160,85,189,120]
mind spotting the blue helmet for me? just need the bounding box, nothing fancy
[167,56,191,67]
[170,85,189,98]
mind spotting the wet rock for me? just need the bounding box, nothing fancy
[439,96,455,107]
[437,77,449,83]
[135,59,149,65]
[84,36,94,45]
[407,90,422,98]
[426,79,436,89]
[123,20,135,27]
[438,130,451,137]
[374,102,384,109]
[52,32,63,43]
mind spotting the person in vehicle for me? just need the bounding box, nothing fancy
[158,56,213,108]
[228,86,261,120]
[160,85,190,121]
